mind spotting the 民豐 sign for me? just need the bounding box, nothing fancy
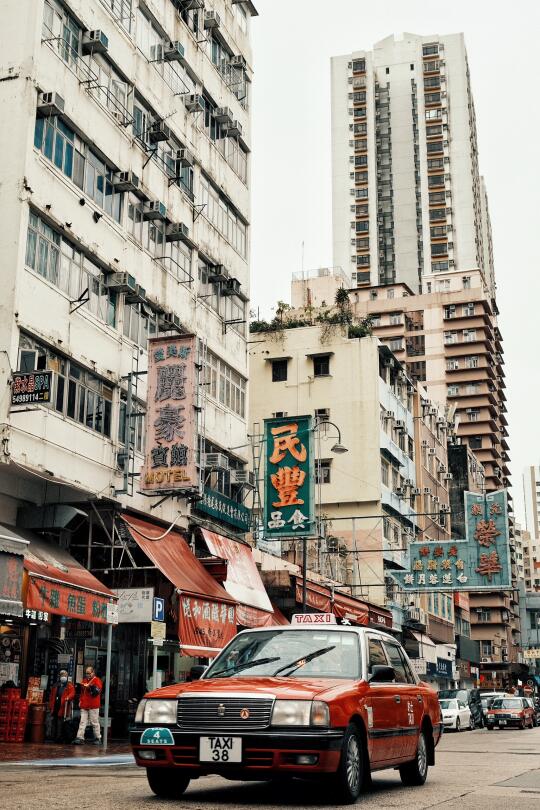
[264,415,315,539]
[194,487,251,532]
[141,335,198,493]
[392,490,511,592]
[11,371,53,406]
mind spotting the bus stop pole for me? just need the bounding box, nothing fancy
[102,620,113,751]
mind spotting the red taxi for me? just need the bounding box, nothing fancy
[485,697,535,730]
[131,615,442,804]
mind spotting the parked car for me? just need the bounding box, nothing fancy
[480,692,506,722]
[131,616,443,803]
[439,698,471,731]
[438,688,483,728]
[485,697,535,730]
[523,697,539,727]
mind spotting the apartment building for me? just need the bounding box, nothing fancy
[331,33,494,296]
[523,465,540,540]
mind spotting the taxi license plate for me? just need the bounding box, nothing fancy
[200,736,241,763]
[499,719,507,725]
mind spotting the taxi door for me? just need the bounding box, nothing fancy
[365,635,402,763]
[382,640,423,760]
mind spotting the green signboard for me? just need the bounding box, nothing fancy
[194,487,251,532]
[264,415,315,539]
[392,490,510,592]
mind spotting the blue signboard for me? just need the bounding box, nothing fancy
[392,490,510,592]
[153,597,165,622]
[427,658,453,678]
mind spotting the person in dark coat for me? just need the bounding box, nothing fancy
[48,670,76,742]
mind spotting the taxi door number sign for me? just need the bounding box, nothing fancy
[140,727,175,745]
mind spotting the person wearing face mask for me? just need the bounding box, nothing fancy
[48,670,76,743]
[74,665,103,745]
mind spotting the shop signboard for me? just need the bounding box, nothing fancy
[26,577,111,624]
[427,657,453,678]
[106,602,119,625]
[114,587,154,623]
[0,552,24,617]
[194,488,251,532]
[179,595,236,658]
[264,415,315,539]
[141,335,198,493]
[392,490,511,592]
[410,658,427,675]
[524,648,540,659]
[11,371,53,406]
[150,620,166,640]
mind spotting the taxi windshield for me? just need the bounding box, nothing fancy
[491,699,522,709]
[439,699,458,710]
[204,629,361,680]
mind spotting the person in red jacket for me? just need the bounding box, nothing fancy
[48,670,76,743]
[73,665,103,745]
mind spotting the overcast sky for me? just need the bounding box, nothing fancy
[249,0,540,523]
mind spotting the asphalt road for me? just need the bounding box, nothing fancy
[2,726,540,810]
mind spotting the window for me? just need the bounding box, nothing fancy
[26,212,117,327]
[367,637,387,671]
[355,171,368,184]
[465,356,479,368]
[381,459,389,486]
[123,302,158,348]
[429,191,446,204]
[426,124,443,136]
[431,225,447,238]
[469,436,482,449]
[467,409,480,422]
[443,331,457,345]
[428,174,445,188]
[448,384,459,396]
[463,303,475,316]
[462,276,471,289]
[444,305,456,318]
[354,139,367,152]
[389,312,401,325]
[118,392,145,454]
[199,176,247,258]
[430,208,446,221]
[481,641,492,656]
[425,109,442,121]
[353,122,367,135]
[423,44,439,56]
[271,359,288,382]
[313,355,330,377]
[356,238,369,250]
[356,255,370,267]
[42,0,81,66]
[382,642,411,684]
[389,338,402,352]
[424,76,441,89]
[352,59,365,73]
[427,159,444,171]
[315,459,331,485]
[205,350,246,418]
[425,93,441,105]
[463,329,477,342]
[354,188,368,199]
[355,220,369,232]
[19,334,113,437]
[477,609,491,622]
[423,60,440,72]
[427,140,444,154]
[354,154,368,166]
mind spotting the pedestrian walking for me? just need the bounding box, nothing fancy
[48,670,75,743]
[73,665,102,745]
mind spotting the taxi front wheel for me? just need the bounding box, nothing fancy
[331,723,367,804]
[399,730,428,787]
[146,768,190,799]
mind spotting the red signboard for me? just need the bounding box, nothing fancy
[368,607,393,629]
[179,595,236,658]
[26,576,111,624]
[0,552,23,602]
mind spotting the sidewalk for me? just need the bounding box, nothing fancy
[0,740,134,766]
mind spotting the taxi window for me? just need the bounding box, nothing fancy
[367,637,387,672]
[382,642,409,684]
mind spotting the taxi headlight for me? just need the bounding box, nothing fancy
[142,699,177,724]
[311,701,330,727]
[271,700,312,726]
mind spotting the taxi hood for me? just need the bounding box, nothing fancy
[145,676,361,701]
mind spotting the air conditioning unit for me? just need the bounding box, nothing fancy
[204,452,229,471]
[421,440,429,448]
[142,200,167,221]
[428,406,437,416]
[224,120,243,137]
[395,419,406,431]
[222,278,241,296]
[404,479,413,487]
[125,283,147,305]
[433,495,440,504]
[407,607,421,623]
[37,91,65,117]
[411,488,421,496]
[428,448,436,456]
[480,657,491,663]
[106,272,137,293]
[440,504,451,512]
[113,170,139,192]
[184,93,204,113]
[394,487,405,498]
[166,222,192,245]
[436,416,446,425]
[443,472,453,481]
[159,312,183,333]
[214,106,233,124]
[148,120,171,143]
[82,30,109,55]
[423,487,432,495]
[175,148,194,168]
[204,10,221,29]
[231,54,247,69]
[230,470,255,488]
[164,41,186,63]
[208,264,226,282]
[438,464,446,473]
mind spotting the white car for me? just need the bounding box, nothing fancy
[439,697,471,731]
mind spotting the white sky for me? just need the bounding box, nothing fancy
[249,0,540,522]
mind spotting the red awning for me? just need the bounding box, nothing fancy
[271,604,290,625]
[294,578,369,625]
[200,529,274,628]
[22,531,115,625]
[123,516,236,657]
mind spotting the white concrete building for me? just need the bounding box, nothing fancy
[0,0,255,532]
[331,33,495,295]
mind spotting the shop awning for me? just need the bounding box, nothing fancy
[271,604,289,626]
[123,516,236,657]
[20,530,115,624]
[200,529,274,629]
[0,525,29,618]
[407,630,437,664]
[294,578,369,625]
[367,604,393,630]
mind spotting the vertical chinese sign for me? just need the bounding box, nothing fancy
[391,489,511,592]
[141,335,198,492]
[264,416,314,539]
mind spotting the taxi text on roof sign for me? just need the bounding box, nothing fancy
[263,415,315,539]
[392,490,511,592]
[291,613,337,624]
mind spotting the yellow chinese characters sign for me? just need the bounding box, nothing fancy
[264,416,314,538]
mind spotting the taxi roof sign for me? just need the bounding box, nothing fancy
[291,613,337,625]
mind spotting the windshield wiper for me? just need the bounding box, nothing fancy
[208,656,280,678]
[272,646,336,677]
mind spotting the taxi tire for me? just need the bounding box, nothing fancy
[146,768,190,799]
[331,723,366,804]
[399,730,428,787]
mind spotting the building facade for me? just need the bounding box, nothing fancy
[331,33,494,296]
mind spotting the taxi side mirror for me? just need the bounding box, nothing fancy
[368,665,396,683]
[189,665,207,681]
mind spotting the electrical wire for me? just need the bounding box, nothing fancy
[121,512,182,541]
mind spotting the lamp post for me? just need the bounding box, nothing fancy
[302,419,348,613]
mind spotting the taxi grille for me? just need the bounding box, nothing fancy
[177,696,274,731]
